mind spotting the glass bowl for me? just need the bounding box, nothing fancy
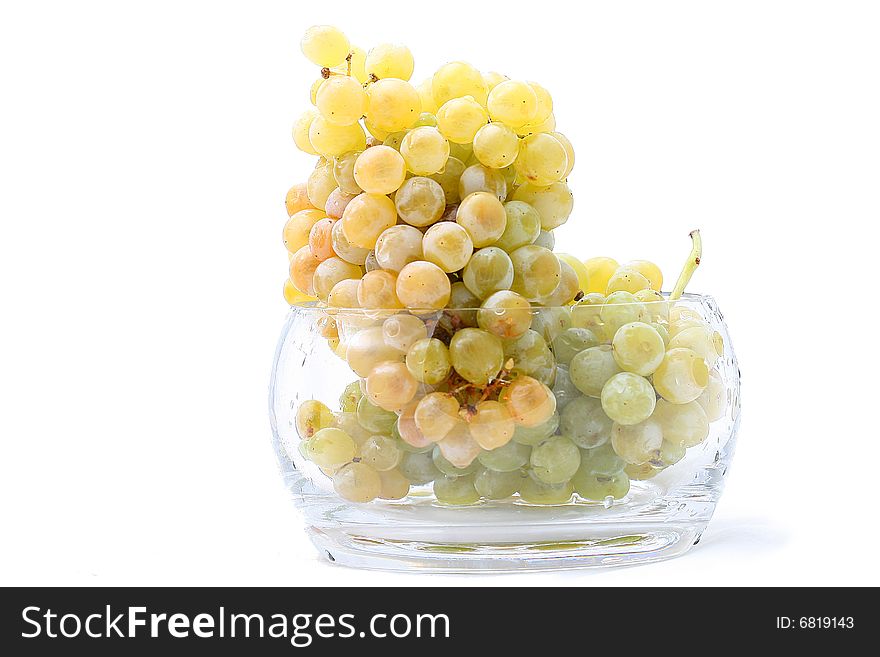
[269,294,740,572]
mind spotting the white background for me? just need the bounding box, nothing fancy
[1,0,878,586]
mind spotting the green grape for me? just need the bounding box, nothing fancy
[652,399,709,448]
[659,439,686,467]
[394,176,446,227]
[477,290,532,339]
[696,368,726,421]
[653,348,709,404]
[530,306,572,343]
[503,329,556,385]
[360,435,402,472]
[668,325,723,364]
[533,229,555,250]
[406,337,452,385]
[551,365,581,409]
[333,411,372,445]
[295,400,334,440]
[572,469,630,502]
[474,468,522,500]
[428,156,466,204]
[633,289,669,322]
[459,164,508,202]
[494,201,541,252]
[625,462,661,481]
[560,395,613,449]
[462,247,514,299]
[600,291,648,339]
[432,446,479,477]
[510,245,560,301]
[356,395,397,434]
[519,477,573,505]
[332,462,382,503]
[512,411,559,446]
[378,468,411,500]
[569,345,621,397]
[551,327,599,365]
[600,372,656,426]
[308,428,357,469]
[414,112,438,127]
[333,150,363,195]
[478,440,531,472]
[579,442,626,476]
[449,327,505,385]
[610,419,663,465]
[612,322,665,377]
[339,381,363,413]
[433,474,480,505]
[529,436,580,484]
[472,122,521,169]
[570,293,606,334]
[446,281,480,327]
[448,141,473,164]
[398,450,441,485]
[383,131,407,151]
[652,322,671,346]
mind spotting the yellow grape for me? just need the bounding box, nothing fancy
[606,268,652,294]
[383,314,428,352]
[396,261,451,310]
[285,182,314,216]
[400,126,450,175]
[459,164,507,201]
[366,78,421,133]
[292,108,319,155]
[456,192,507,247]
[352,145,406,194]
[432,61,488,107]
[514,132,568,186]
[332,150,363,195]
[283,278,315,306]
[365,361,418,411]
[511,182,573,230]
[468,400,515,450]
[346,326,405,377]
[472,123,520,169]
[414,392,461,442]
[422,222,474,273]
[308,116,366,158]
[487,80,538,127]
[340,193,397,249]
[483,71,509,92]
[283,208,325,253]
[289,246,322,295]
[528,82,554,123]
[416,78,439,115]
[357,270,403,309]
[308,217,337,261]
[395,177,446,227]
[501,375,557,427]
[327,278,360,308]
[625,260,664,291]
[550,131,575,178]
[316,75,367,126]
[307,160,337,209]
[556,253,590,292]
[583,257,620,294]
[330,218,370,265]
[309,79,324,106]
[516,113,557,137]
[301,25,350,67]
[429,156,466,204]
[365,43,414,81]
[312,257,362,300]
[653,348,709,404]
[332,462,382,503]
[436,96,488,144]
[324,188,356,220]
[378,468,411,500]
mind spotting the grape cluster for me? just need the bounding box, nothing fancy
[283,26,726,505]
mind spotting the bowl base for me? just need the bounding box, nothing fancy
[307,523,704,572]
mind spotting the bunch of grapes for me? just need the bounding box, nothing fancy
[283,26,726,506]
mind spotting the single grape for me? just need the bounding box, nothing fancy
[339,380,363,413]
[283,278,315,305]
[449,327,504,385]
[518,477,573,505]
[356,395,398,434]
[530,306,572,343]
[514,133,569,186]
[406,337,452,385]
[600,372,656,426]
[436,96,488,144]
[446,281,481,327]
[333,462,382,503]
[353,145,406,195]
[394,176,446,227]
[432,446,479,477]
[365,361,418,411]
[652,399,709,448]
[432,61,488,107]
[494,201,541,252]
[382,313,428,352]
[600,291,648,338]
[533,229,556,250]
[503,329,556,385]
[459,164,508,202]
[327,278,360,308]
[560,395,613,449]
[295,400,334,440]
[312,257,362,300]
[582,257,619,294]
[308,427,356,469]
[611,321,666,375]
[696,368,726,421]
[606,268,652,295]
[307,159,338,210]
[396,400,433,449]
[551,365,581,409]
[551,327,599,365]
[512,411,559,446]
[653,347,709,404]
[283,208,326,253]
[378,468,411,500]
[436,422,482,468]
[316,75,366,126]
[569,345,621,397]
[324,189,356,221]
[398,450,441,485]
[668,325,723,364]
[359,435,402,472]
[292,108,319,155]
[330,218,370,265]
[468,400,516,450]
[550,131,575,178]
[357,270,402,310]
[301,25,350,67]
[433,474,480,505]
[345,326,403,377]
[483,71,509,91]
[624,260,663,291]
[288,245,323,295]
[633,289,669,322]
[400,126,449,175]
[285,182,314,216]
[373,224,423,273]
[473,123,520,169]
[340,193,397,249]
[478,439,531,472]
[610,419,663,465]
[487,80,538,127]
[540,259,581,306]
[579,442,626,476]
[462,247,514,299]
[456,192,507,247]
[502,375,557,427]
[396,261,451,310]
[364,43,414,80]
[416,78,438,115]
[475,468,522,500]
[414,392,461,442]
[477,290,532,339]
[572,470,629,502]
[659,439,686,467]
[510,245,561,301]
[422,222,474,273]
[365,78,421,132]
[308,116,366,158]
[511,183,572,230]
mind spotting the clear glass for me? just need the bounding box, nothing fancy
[269,294,740,571]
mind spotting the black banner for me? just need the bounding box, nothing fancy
[0,587,868,653]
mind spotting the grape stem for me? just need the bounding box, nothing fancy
[669,230,702,301]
